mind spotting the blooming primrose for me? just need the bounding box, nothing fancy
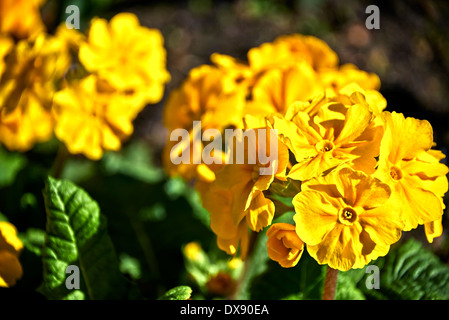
[79,12,170,105]
[247,34,339,72]
[0,33,71,151]
[52,75,144,160]
[374,111,449,234]
[162,64,246,182]
[212,126,289,231]
[0,0,46,40]
[268,90,384,181]
[200,124,289,257]
[201,186,250,257]
[293,166,403,271]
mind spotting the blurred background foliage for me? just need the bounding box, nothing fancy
[1,0,449,300]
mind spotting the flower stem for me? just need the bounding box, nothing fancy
[322,266,338,300]
[229,231,259,299]
[51,144,69,179]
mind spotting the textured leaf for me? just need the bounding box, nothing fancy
[158,286,192,300]
[371,239,449,300]
[339,239,449,300]
[335,269,366,300]
[19,228,46,256]
[40,176,130,300]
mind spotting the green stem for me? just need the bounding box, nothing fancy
[127,211,160,279]
[51,144,70,179]
[229,231,259,299]
[322,266,338,300]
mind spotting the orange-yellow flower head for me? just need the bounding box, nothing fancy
[201,125,289,257]
[0,34,70,151]
[374,111,449,235]
[245,61,323,118]
[202,186,250,258]
[53,75,143,160]
[293,167,403,271]
[0,0,46,40]
[79,12,170,105]
[0,221,23,287]
[267,223,304,268]
[269,89,384,181]
[162,64,246,182]
[247,34,339,72]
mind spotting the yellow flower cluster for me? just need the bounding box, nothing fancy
[164,34,448,271]
[1,2,170,159]
[0,2,170,287]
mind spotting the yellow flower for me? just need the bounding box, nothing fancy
[244,63,383,121]
[163,65,245,132]
[201,125,289,257]
[374,111,449,233]
[210,53,253,94]
[337,83,387,117]
[0,0,46,40]
[293,167,403,271]
[0,221,23,287]
[227,257,243,270]
[267,223,304,268]
[269,90,384,181]
[0,35,13,76]
[202,186,250,257]
[52,75,142,160]
[320,63,381,93]
[53,23,86,55]
[0,34,70,151]
[79,12,170,105]
[183,242,203,261]
[162,64,246,181]
[245,61,323,118]
[212,127,289,232]
[247,34,339,72]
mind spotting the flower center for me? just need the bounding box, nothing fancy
[390,166,403,180]
[316,140,334,153]
[339,207,357,225]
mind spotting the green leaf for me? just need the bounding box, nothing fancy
[101,140,164,184]
[60,158,96,184]
[337,239,449,300]
[119,253,143,281]
[19,228,46,256]
[368,239,449,300]
[0,211,8,221]
[164,177,210,227]
[0,146,26,188]
[158,286,192,300]
[40,176,131,300]
[335,269,366,300]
